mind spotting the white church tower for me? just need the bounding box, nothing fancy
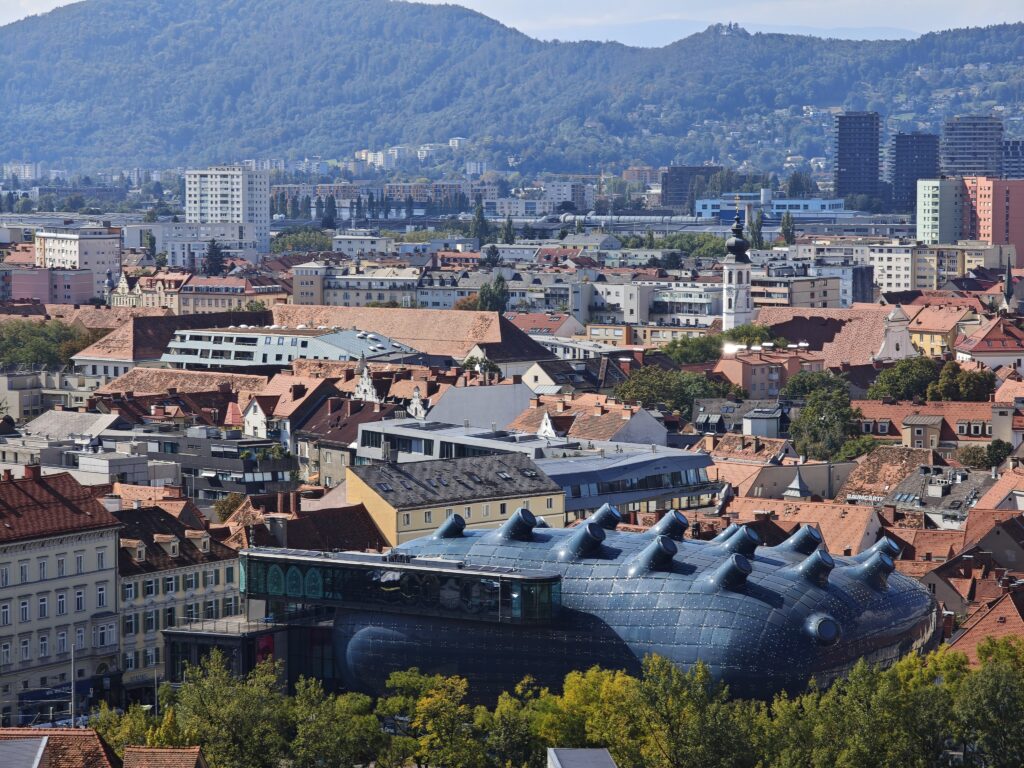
[722,210,755,331]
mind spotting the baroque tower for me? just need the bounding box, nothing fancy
[722,211,754,331]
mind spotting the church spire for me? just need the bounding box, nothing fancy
[724,207,750,264]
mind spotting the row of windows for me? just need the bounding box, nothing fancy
[0,623,114,664]
[123,596,239,635]
[0,549,106,586]
[0,586,104,625]
[122,566,234,601]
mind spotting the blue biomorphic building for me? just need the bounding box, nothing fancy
[238,506,939,700]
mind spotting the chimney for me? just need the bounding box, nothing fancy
[132,499,142,510]
[880,504,897,525]
[218,382,232,393]
[264,514,288,547]
[23,464,41,480]
[54,404,63,412]
[530,396,541,409]
[100,495,121,512]
[167,387,178,396]
[593,403,605,417]
[556,400,567,413]
[0,469,11,482]
[277,492,286,513]
[328,397,343,414]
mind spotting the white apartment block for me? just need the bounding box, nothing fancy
[123,222,258,269]
[916,178,963,245]
[185,166,270,254]
[867,241,921,292]
[331,233,395,257]
[0,467,120,726]
[34,225,121,299]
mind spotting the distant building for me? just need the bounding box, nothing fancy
[33,224,121,299]
[888,132,939,212]
[961,177,1024,254]
[833,112,880,199]
[185,166,270,254]
[916,178,964,244]
[331,233,395,257]
[941,115,1004,178]
[123,222,259,269]
[4,266,94,304]
[660,165,723,213]
[1005,139,1024,179]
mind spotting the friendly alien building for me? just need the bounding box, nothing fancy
[239,506,939,699]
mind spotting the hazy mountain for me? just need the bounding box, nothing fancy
[0,0,1021,172]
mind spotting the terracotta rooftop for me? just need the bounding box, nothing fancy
[504,311,577,335]
[854,400,997,443]
[948,589,1024,665]
[708,460,763,497]
[906,304,976,334]
[123,746,206,768]
[708,434,794,464]
[97,368,268,396]
[756,303,890,368]
[112,506,235,576]
[270,304,549,362]
[0,468,120,543]
[835,446,940,503]
[241,373,336,420]
[956,316,1024,355]
[0,727,121,768]
[719,497,882,555]
[506,393,648,441]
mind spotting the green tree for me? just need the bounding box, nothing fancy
[211,492,246,523]
[470,200,490,243]
[835,434,878,461]
[790,387,860,460]
[956,444,989,469]
[780,370,849,400]
[786,171,818,197]
[414,676,486,768]
[146,707,187,748]
[314,195,324,221]
[475,682,545,768]
[500,215,516,244]
[954,641,1024,768]
[477,274,509,312]
[154,252,168,269]
[174,649,290,768]
[481,244,501,268]
[615,367,740,421]
[780,211,796,245]
[322,194,337,228]
[243,300,267,312]
[986,439,1013,469]
[406,194,415,218]
[866,357,939,401]
[271,228,332,253]
[663,325,783,365]
[290,677,383,768]
[0,320,107,367]
[204,239,226,276]
[746,210,764,250]
[91,702,156,757]
[301,194,312,220]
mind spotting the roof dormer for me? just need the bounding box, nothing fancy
[153,533,180,558]
[185,529,211,553]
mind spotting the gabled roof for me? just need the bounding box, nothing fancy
[854,400,996,442]
[835,446,940,502]
[296,398,399,448]
[506,394,655,442]
[0,469,120,543]
[528,358,626,392]
[721,497,881,555]
[97,368,268,396]
[0,728,121,768]
[112,506,235,576]
[949,589,1024,665]
[956,317,1024,355]
[123,746,206,768]
[241,374,336,420]
[22,410,121,440]
[270,305,550,362]
[756,303,891,368]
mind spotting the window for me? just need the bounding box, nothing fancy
[225,566,234,585]
[38,635,48,658]
[205,600,218,619]
[164,576,176,594]
[145,647,160,667]
[0,566,7,587]
[19,600,29,623]
[464,506,472,520]
[57,592,66,615]
[957,422,968,435]
[0,643,8,665]
[145,611,157,633]
[75,627,85,649]
[96,585,106,608]
[75,553,84,574]
[38,596,47,619]
[401,513,411,527]
[57,632,67,654]
[185,603,199,621]
[38,560,47,581]
[124,652,135,670]
[144,579,156,597]
[19,562,28,583]
[96,549,105,570]
[75,590,85,612]
[0,604,7,625]
[165,607,176,628]
[124,582,136,601]
[500,503,507,515]
[20,639,29,662]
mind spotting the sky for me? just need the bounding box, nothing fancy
[1,0,1021,45]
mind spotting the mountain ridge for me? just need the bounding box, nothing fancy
[0,0,1021,172]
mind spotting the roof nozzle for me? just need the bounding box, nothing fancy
[710,523,740,543]
[719,525,761,557]
[497,507,537,541]
[796,549,835,588]
[627,535,677,577]
[805,613,841,646]
[557,522,606,561]
[431,513,465,539]
[650,510,689,540]
[590,503,622,531]
[775,524,823,556]
[850,537,901,563]
[853,551,896,589]
[707,553,752,591]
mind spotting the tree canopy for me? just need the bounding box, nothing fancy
[615,367,742,421]
[0,320,108,368]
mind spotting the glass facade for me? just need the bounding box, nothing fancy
[241,513,939,701]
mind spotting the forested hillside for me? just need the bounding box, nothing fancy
[0,0,1021,171]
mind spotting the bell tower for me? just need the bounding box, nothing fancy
[722,208,754,331]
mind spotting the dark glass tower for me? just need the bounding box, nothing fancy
[888,132,939,213]
[834,112,881,199]
[941,115,1004,177]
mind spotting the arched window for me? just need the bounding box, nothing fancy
[728,297,733,309]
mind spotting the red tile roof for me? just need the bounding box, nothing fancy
[0,469,120,543]
[0,728,121,768]
[956,317,1024,355]
[949,589,1024,666]
[123,746,206,768]
[717,497,882,555]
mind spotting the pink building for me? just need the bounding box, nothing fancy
[9,267,95,304]
[962,177,1024,257]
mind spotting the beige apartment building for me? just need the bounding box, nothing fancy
[34,225,121,299]
[0,467,120,726]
